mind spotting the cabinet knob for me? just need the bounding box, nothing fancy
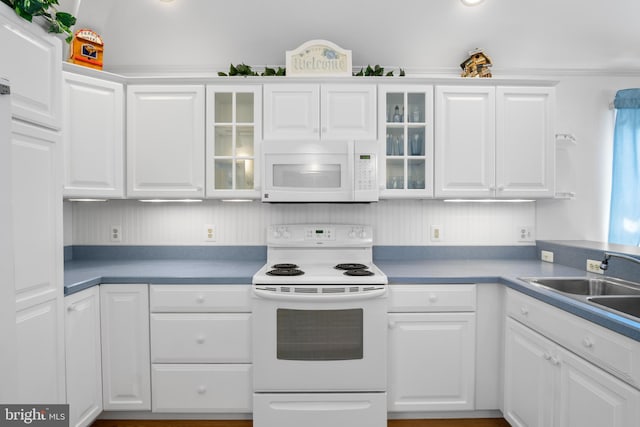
[551,356,560,366]
[196,335,206,344]
[196,295,205,303]
[197,386,207,394]
[497,185,505,191]
[543,352,551,360]
[520,306,529,316]
[428,294,438,303]
[388,320,396,329]
[67,305,76,312]
[582,337,594,348]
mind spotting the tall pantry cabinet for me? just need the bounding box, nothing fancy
[0,4,65,403]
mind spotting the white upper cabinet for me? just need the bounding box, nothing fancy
[0,6,61,129]
[206,85,261,198]
[435,85,555,199]
[496,86,556,198]
[379,85,434,198]
[263,83,376,140]
[127,85,205,198]
[63,72,124,198]
[435,86,496,198]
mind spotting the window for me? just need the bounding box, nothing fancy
[609,89,640,246]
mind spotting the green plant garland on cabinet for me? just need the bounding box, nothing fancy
[218,63,405,77]
[1,0,76,42]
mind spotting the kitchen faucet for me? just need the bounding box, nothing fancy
[600,252,640,271]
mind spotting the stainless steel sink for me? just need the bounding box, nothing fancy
[519,276,640,320]
[521,277,640,296]
[588,296,640,318]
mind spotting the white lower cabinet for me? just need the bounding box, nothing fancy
[504,295,640,427]
[149,284,252,413]
[100,284,151,411]
[65,287,102,427]
[387,285,476,412]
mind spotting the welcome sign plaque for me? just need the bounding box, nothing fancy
[286,40,352,77]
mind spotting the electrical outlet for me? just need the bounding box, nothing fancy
[586,259,604,274]
[204,224,216,242]
[541,250,554,263]
[430,225,443,242]
[110,225,121,242]
[517,226,534,242]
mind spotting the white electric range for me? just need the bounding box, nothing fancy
[252,224,388,427]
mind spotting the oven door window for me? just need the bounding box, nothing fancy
[276,308,363,361]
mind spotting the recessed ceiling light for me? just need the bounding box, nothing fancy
[461,0,485,5]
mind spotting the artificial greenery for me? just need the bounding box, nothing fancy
[1,0,76,42]
[218,63,286,77]
[218,63,406,77]
[353,64,405,77]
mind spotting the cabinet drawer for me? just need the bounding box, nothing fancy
[506,289,640,388]
[388,284,476,312]
[150,285,251,312]
[151,313,251,363]
[152,364,252,412]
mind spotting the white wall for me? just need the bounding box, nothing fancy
[68,199,535,246]
[537,74,640,242]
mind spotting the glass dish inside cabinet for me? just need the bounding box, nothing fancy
[408,159,426,189]
[386,158,405,189]
[386,93,405,123]
[386,128,404,156]
[408,128,425,156]
[407,93,425,123]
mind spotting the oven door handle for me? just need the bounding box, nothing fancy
[253,287,386,302]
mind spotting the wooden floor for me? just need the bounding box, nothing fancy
[92,419,511,427]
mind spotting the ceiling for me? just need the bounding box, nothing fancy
[60,0,640,75]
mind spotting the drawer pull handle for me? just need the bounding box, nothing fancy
[543,353,551,360]
[428,294,438,303]
[197,386,206,394]
[196,335,206,344]
[520,307,529,315]
[196,295,205,303]
[582,337,594,348]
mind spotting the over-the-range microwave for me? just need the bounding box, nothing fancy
[261,140,378,202]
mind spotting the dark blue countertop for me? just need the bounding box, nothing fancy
[64,254,640,342]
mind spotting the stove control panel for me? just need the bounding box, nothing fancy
[268,224,372,246]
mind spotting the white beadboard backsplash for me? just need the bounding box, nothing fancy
[66,199,535,246]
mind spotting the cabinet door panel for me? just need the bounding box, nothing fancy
[63,73,124,198]
[496,87,555,198]
[11,122,60,308]
[263,84,319,140]
[558,350,640,427]
[65,288,102,427]
[504,318,557,427]
[16,298,64,403]
[127,85,204,197]
[0,7,61,128]
[321,84,376,140]
[100,284,151,410]
[388,312,475,411]
[435,86,495,198]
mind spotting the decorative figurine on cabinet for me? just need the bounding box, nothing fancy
[460,48,492,78]
[69,29,104,70]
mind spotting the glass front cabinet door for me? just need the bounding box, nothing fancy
[206,85,262,198]
[378,85,434,198]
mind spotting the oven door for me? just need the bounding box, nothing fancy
[252,290,387,392]
[262,141,353,202]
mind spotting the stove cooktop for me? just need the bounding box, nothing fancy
[253,262,387,285]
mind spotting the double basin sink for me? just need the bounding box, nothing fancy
[520,276,640,320]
